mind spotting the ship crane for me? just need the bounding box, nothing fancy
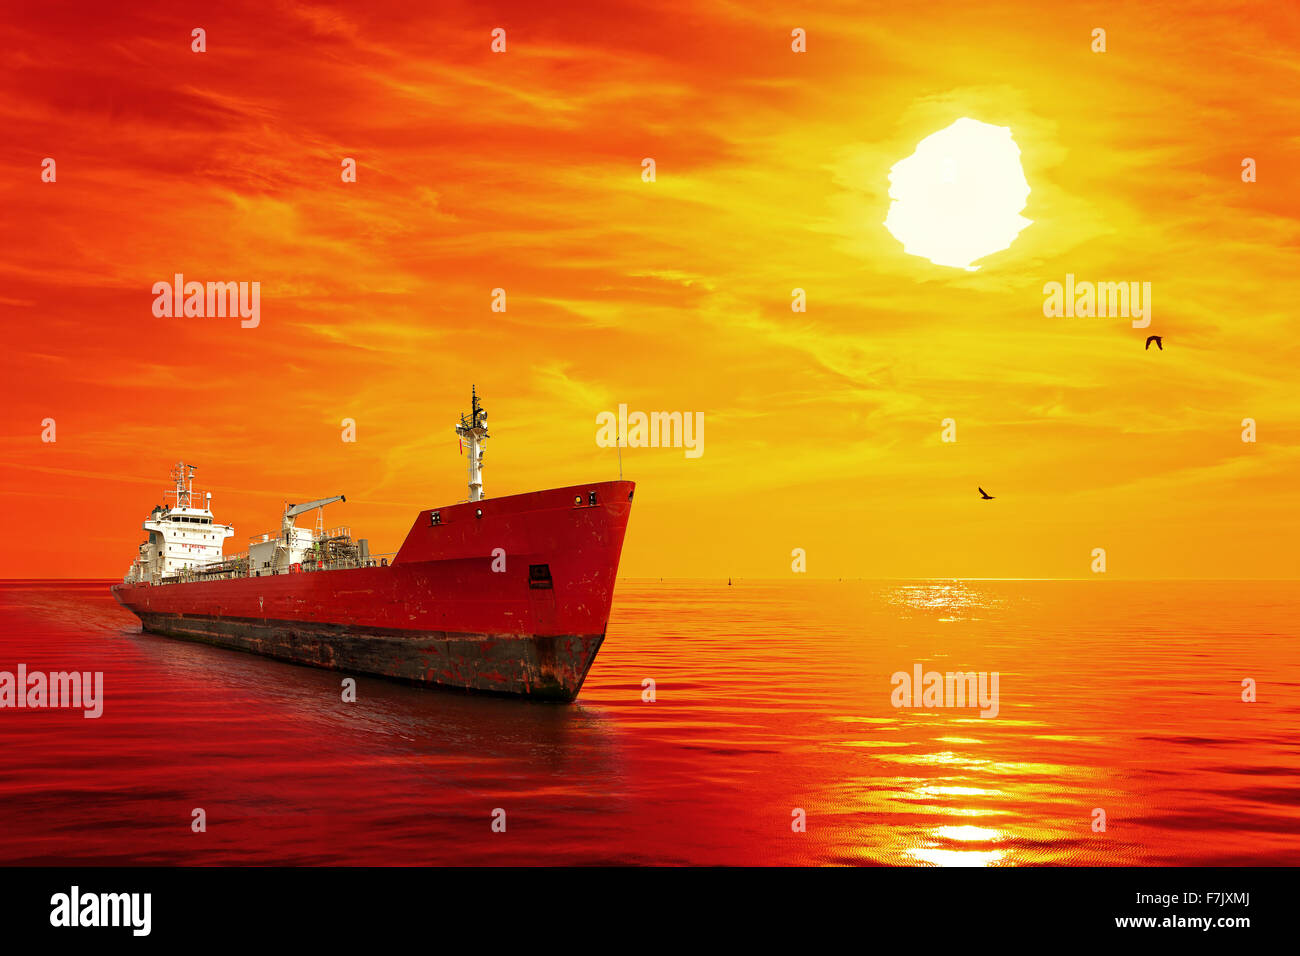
[282,495,346,539]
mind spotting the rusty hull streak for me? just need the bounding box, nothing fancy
[136,612,605,702]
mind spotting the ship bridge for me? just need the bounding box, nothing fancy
[123,463,234,583]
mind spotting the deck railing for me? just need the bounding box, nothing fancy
[153,551,397,586]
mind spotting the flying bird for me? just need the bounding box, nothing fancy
[1145,335,1162,350]
[978,487,995,500]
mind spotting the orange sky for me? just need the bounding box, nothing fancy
[2,1,1298,579]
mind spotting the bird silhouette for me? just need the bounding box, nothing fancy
[1145,335,1162,350]
[978,487,995,500]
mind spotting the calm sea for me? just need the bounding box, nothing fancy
[0,579,1295,865]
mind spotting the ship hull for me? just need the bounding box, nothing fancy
[133,612,605,701]
[111,480,634,701]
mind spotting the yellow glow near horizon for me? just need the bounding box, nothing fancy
[883,117,1032,270]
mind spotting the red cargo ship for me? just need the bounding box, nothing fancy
[111,390,635,701]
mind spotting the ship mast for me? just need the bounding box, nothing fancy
[168,461,196,509]
[454,386,490,502]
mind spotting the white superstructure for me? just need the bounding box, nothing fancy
[122,463,361,585]
[123,462,234,583]
[248,494,346,577]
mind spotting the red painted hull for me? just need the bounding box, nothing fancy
[111,480,635,701]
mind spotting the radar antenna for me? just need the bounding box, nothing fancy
[168,461,197,509]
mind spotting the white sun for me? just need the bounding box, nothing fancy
[883,117,1031,271]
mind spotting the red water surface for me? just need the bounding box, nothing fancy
[0,578,1297,865]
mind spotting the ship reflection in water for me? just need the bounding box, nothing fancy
[1,578,1297,865]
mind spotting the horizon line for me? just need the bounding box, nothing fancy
[4,576,1298,584]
